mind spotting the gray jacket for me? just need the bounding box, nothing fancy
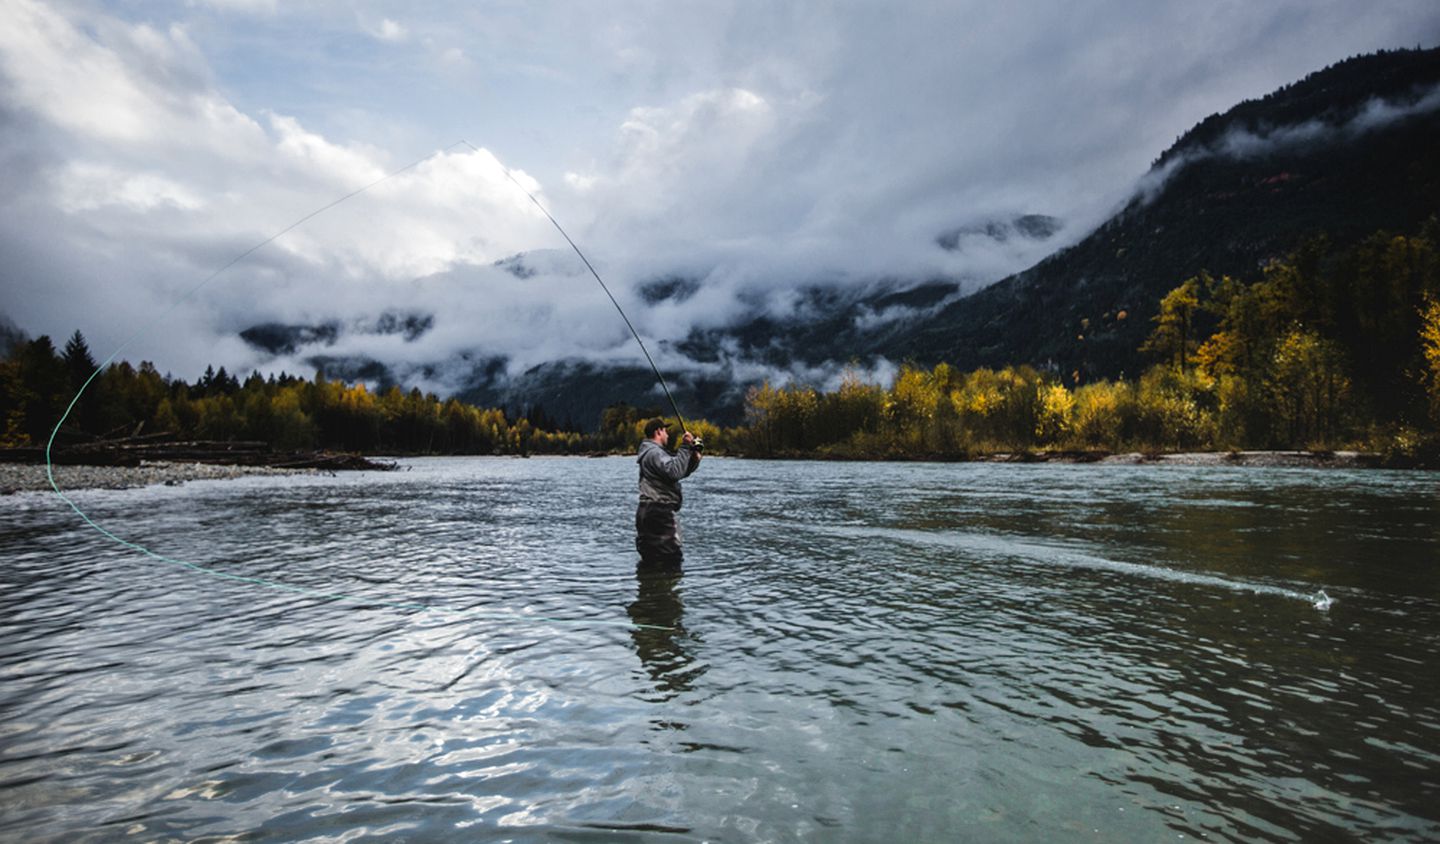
[637,439,699,509]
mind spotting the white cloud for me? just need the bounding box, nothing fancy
[0,1,561,378]
[267,114,384,184]
[1,0,1437,393]
[564,171,597,192]
[437,45,468,69]
[362,17,408,42]
[188,0,278,12]
[1220,82,1440,156]
[0,2,171,142]
[55,163,206,213]
[1134,81,1440,204]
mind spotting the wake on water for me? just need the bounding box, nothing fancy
[809,523,1335,612]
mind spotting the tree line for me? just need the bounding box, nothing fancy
[0,337,590,455]
[4,222,1438,461]
[732,223,1440,460]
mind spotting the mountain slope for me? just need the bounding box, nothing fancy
[230,48,1440,428]
[889,47,1440,381]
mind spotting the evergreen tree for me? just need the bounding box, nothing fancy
[62,331,97,387]
[61,330,102,435]
[16,337,69,443]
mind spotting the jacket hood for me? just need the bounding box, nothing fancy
[638,439,662,462]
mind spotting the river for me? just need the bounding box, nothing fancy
[2,456,1437,842]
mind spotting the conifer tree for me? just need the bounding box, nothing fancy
[62,331,96,388]
[61,330,101,435]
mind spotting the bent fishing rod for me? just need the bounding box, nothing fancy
[462,140,694,440]
[42,140,682,631]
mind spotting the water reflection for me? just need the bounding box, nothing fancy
[627,567,702,701]
[4,458,1438,843]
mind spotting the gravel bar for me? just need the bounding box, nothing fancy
[1,461,316,494]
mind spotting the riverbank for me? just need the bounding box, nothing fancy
[980,450,1389,468]
[733,448,1406,468]
[3,449,1412,495]
[0,461,320,494]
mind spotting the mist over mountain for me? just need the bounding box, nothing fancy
[7,2,1438,437]
[0,314,29,358]
[240,312,434,357]
[936,214,1063,252]
[454,47,1440,426]
[209,47,1440,430]
[891,47,1440,382]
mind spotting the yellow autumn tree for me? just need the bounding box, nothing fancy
[1420,296,1440,423]
[1141,276,1205,370]
[1069,380,1129,449]
[1266,327,1351,447]
[1035,383,1075,444]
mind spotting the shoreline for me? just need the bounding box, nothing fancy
[2,449,1413,494]
[718,448,1402,468]
[979,449,1389,468]
[1,461,318,495]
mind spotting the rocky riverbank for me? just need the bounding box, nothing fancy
[1,449,1408,495]
[974,450,1388,468]
[743,448,1412,467]
[1,461,318,494]
[1106,450,1386,467]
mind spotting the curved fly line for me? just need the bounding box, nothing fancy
[46,140,676,632]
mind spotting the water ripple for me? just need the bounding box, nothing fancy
[2,457,1437,842]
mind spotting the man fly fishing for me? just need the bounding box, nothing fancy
[487,151,706,569]
[636,419,701,569]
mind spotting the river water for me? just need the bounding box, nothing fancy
[2,457,1438,842]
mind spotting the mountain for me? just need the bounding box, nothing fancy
[0,313,29,357]
[936,214,1062,252]
[455,213,1061,427]
[239,311,435,358]
[658,212,1065,376]
[561,46,1440,420]
[229,47,1440,429]
[889,47,1440,381]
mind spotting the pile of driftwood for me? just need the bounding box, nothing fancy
[0,432,395,471]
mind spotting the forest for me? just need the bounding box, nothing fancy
[736,224,1440,460]
[3,223,1438,463]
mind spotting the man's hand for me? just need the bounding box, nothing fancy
[683,431,704,454]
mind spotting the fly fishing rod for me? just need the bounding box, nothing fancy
[43,140,676,631]
[463,141,696,442]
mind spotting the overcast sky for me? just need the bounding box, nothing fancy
[2,0,1437,389]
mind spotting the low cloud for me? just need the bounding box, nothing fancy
[1219,82,1440,155]
[2,0,1437,400]
[1136,81,1440,204]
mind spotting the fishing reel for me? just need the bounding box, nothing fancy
[690,437,704,452]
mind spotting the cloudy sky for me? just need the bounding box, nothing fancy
[2,0,1437,389]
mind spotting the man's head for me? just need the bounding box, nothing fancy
[644,418,669,444]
